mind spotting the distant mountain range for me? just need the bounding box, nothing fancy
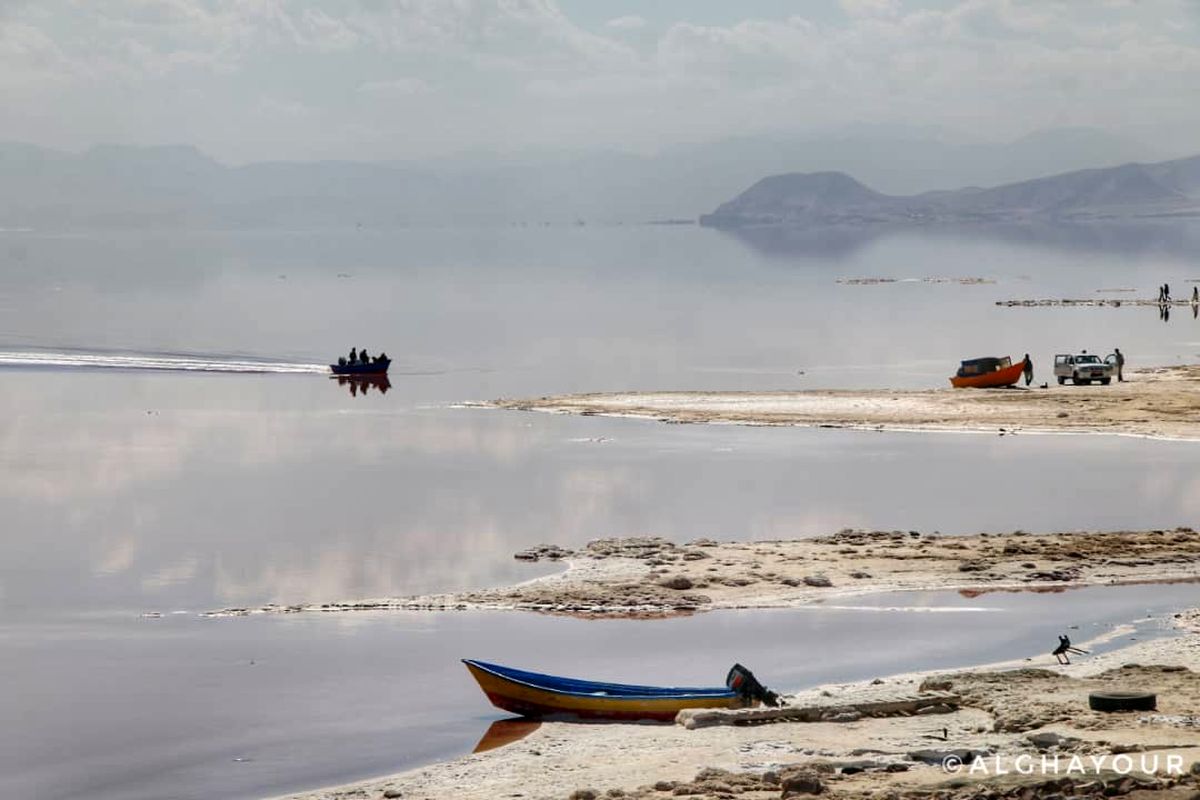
[700,155,1200,229]
[0,127,1181,230]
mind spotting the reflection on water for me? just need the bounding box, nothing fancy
[3,224,1200,799]
[3,371,1200,616]
[1,584,1194,800]
[333,373,391,396]
[718,219,1200,262]
[473,718,541,753]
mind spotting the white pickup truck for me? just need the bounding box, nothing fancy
[1053,353,1115,385]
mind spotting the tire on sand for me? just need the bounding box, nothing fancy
[1088,690,1156,712]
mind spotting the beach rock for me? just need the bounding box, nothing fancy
[568,790,598,800]
[780,767,825,796]
[659,576,694,590]
[1027,731,1080,750]
[514,544,574,562]
[803,574,833,588]
[382,791,403,799]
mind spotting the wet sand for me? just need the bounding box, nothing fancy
[280,611,1200,800]
[486,365,1200,441]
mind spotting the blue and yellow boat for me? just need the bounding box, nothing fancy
[462,659,776,722]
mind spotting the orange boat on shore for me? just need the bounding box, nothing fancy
[949,356,1026,388]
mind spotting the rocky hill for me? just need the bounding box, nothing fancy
[700,155,1200,228]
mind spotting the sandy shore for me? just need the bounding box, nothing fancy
[259,532,1199,799]
[208,529,1200,619]
[487,365,1200,440]
[280,610,1200,800]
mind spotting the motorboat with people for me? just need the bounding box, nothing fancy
[330,346,390,376]
[949,355,1026,388]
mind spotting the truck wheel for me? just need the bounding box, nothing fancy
[1057,376,1065,385]
[1088,691,1156,712]
[1101,378,1111,386]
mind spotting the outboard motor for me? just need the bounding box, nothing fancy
[725,663,781,707]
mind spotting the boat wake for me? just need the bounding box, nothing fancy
[0,349,327,374]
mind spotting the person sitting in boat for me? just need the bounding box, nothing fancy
[348,347,357,364]
[377,351,388,363]
[338,356,347,366]
[359,348,370,364]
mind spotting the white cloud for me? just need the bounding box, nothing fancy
[0,1,1198,160]
[840,0,901,18]
[605,14,646,30]
[355,76,432,97]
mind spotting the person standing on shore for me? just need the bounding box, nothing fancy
[1114,348,1125,382]
[1022,353,1033,386]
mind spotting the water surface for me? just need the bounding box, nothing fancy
[2,223,1199,798]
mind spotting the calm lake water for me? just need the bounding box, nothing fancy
[2,222,1199,799]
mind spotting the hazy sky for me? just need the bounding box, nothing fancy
[2,0,1198,163]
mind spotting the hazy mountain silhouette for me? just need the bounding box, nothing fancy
[0,127,1179,230]
[700,155,1200,229]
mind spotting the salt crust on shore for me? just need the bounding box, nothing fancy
[488,365,1200,441]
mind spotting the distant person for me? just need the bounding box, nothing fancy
[1165,283,1171,302]
[349,347,357,364]
[1022,354,1033,386]
[359,348,369,364]
[378,351,388,363]
[1193,286,1198,304]
[1114,348,1125,382]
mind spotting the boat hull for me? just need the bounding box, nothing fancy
[329,358,390,376]
[463,660,749,722]
[950,359,1025,388]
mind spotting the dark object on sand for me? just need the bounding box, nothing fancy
[726,663,781,707]
[1088,690,1157,712]
[950,356,1024,388]
[1052,634,1088,664]
[462,659,778,721]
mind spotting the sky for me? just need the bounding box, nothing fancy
[1,0,1198,164]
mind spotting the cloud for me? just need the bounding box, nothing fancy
[605,15,646,30]
[355,76,432,97]
[840,0,901,18]
[1,1,1199,160]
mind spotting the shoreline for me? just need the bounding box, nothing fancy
[230,527,1200,800]
[483,365,1200,442]
[205,529,1200,620]
[279,609,1200,800]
